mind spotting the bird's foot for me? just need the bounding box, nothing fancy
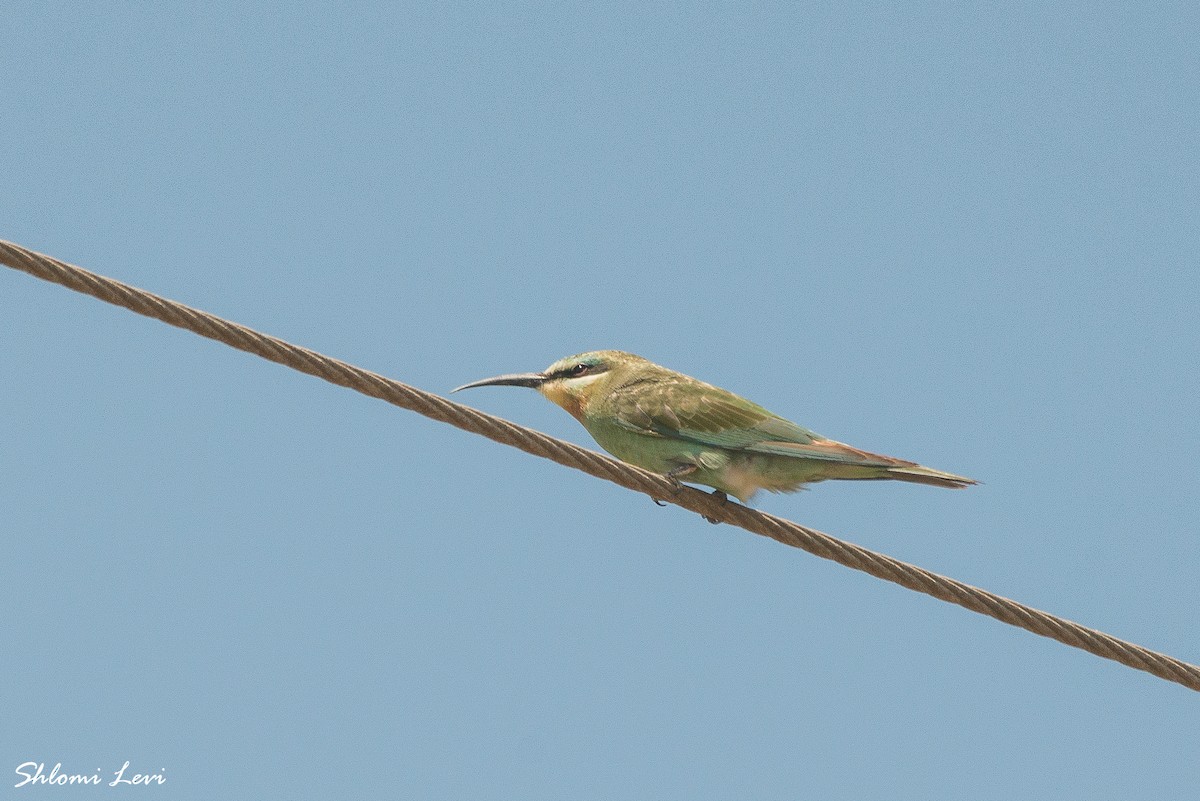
[654,466,725,523]
[664,463,698,496]
[652,468,690,507]
[700,489,724,525]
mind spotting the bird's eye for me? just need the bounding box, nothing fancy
[570,363,590,376]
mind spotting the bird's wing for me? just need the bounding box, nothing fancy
[608,375,906,467]
[608,376,816,448]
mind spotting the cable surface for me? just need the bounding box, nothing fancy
[3,238,1197,693]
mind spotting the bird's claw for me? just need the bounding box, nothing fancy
[663,464,697,497]
[654,471,727,525]
[702,490,729,524]
[652,485,681,506]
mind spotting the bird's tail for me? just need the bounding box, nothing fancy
[757,438,978,489]
[884,464,978,489]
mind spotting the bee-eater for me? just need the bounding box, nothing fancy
[453,350,977,504]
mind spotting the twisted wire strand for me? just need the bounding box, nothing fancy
[3,238,1197,693]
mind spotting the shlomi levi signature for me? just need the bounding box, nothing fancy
[14,762,165,788]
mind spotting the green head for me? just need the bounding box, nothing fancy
[452,350,650,420]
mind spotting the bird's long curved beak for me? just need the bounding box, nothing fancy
[451,372,546,393]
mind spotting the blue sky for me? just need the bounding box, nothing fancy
[3,3,1198,798]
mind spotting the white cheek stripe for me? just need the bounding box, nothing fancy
[560,372,606,391]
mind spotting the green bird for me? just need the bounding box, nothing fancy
[453,350,976,504]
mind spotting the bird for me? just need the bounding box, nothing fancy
[453,350,977,505]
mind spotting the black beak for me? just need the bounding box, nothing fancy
[451,372,547,392]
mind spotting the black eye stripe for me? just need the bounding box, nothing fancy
[552,362,606,380]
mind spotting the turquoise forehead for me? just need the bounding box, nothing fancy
[544,350,645,373]
[546,351,606,371]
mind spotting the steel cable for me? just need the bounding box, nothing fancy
[3,238,1197,692]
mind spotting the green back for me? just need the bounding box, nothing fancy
[603,368,896,467]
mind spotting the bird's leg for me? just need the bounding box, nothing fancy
[652,463,698,507]
[659,464,726,525]
[664,463,698,494]
[702,490,728,525]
